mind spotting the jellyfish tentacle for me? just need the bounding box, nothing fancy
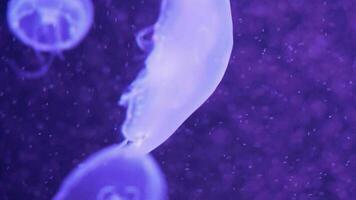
[117,139,129,149]
[9,51,55,79]
[10,62,49,79]
[52,15,65,61]
[135,26,154,52]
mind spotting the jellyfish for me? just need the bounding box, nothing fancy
[6,0,94,79]
[53,145,167,200]
[120,0,234,154]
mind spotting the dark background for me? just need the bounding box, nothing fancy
[1,0,355,199]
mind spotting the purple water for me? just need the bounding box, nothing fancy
[0,0,355,199]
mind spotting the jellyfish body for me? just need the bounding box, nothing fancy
[120,0,234,154]
[6,0,94,78]
[53,145,167,200]
[7,0,94,51]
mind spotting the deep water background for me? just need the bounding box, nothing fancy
[0,0,356,199]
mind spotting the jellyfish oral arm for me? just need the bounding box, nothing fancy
[120,0,234,154]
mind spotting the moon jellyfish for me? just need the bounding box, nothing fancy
[120,0,234,153]
[6,0,94,78]
[53,145,167,200]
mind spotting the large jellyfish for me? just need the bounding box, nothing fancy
[53,0,233,199]
[53,145,167,200]
[120,0,234,154]
[6,0,94,79]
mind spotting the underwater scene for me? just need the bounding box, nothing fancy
[0,0,355,199]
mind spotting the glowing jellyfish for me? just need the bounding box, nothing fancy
[120,0,234,154]
[6,0,94,78]
[53,145,167,200]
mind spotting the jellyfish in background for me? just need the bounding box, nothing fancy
[6,0,94,79]
[53,145,167,200]
[120,0,234,154]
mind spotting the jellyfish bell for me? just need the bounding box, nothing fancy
[6,0,94,79]
[7,0,94,52]
[53,145,167,200]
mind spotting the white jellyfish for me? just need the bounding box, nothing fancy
[53,145,167,200]
[6,0,94,79]
[120,0,234,154]
[53,1,233,199]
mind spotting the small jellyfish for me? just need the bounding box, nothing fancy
[53,145,167,200]
[6,0,94,78]
[120,0,234,154]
